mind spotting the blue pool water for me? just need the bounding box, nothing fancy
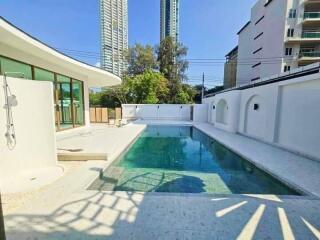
[89,126,300,195]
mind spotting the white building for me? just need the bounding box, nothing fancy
[0,17,121,193]
[160,0,180,42]
[236,0,320,86]
[100,0,128,76]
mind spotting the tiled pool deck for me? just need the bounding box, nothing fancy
[3,122,320,240]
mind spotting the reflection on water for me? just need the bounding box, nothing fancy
[89,126,300,195]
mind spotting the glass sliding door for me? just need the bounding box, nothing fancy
[57,75,73,130]
[55,76,85,131]
[72,80,85,127]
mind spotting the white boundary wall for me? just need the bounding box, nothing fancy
[203,72,320,161]
[0,76,58,180]
[122,104,208,122]
[122,104,192,121]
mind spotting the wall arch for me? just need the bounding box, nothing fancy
[216,99,228,124]
[244,95,266,140]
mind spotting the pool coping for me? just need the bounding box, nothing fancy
[84,189,320,201]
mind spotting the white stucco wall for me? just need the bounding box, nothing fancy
[204,72,320,160]
[276,78,320,158]
[122,104,193,121]
[193,104,208,123]
[0,76,57,180]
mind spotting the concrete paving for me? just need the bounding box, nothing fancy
[56,123,146,161]
[4,188,320,240]
[0,166,64,194]
[194,123,320,198]
[3,122,320,239]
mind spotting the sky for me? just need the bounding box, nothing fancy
[0,0,256,88]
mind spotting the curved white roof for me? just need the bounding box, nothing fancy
[0,17,121,87]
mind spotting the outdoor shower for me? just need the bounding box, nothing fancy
[2,72,21,150]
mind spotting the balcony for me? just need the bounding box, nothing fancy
[304,12,320,26]
[304,0,320,5]
[298,51,320,64]
[304,12,320,19]
[286,32,320,43]
[302,31,320,38]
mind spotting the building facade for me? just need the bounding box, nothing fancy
[100,0,128,76]
[236,0,320,86]
[160,0,180,42]
[224,46,238,89]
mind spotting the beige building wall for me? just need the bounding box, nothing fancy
[224,47,238,89]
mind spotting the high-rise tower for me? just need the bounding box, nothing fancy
[160,0,179,42]
[100,0,128,77]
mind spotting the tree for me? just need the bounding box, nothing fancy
[89,90,121,108]
[157,37,188,82]
[124,70,169,104]
[193,84,207,104]
[89,92,103,106]
[175,84,197,104]
[89,39,202,106]
[125,43,158,76]
[157,37,189,103]
[206,86,224,95]
[90,71,170,107]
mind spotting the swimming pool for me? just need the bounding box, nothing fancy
[89,125,300,195]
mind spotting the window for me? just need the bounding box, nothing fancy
[0,56,32,79]
[285,48,293,56]
[289,9,296,18]
[287,29,294,37]
[254,32,264,40]
[255,16,264,25]
[251,77,260,81]
[284,65,291,72]
[253,47,263,54]
[34,67,55,81]
[252,62,262,68]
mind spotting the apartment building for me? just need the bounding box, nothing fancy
[236,0,320,86]
[100,0,128,77]
[224,46,238,89]
[160,0,180,42]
